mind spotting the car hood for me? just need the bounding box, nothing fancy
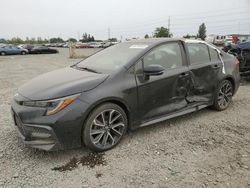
[18,67,109,101]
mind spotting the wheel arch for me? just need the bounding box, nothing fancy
[222,76,236,95]
[80,97,131,144]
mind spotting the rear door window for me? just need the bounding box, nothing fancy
[187,43,210,65]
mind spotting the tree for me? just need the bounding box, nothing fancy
[154,27,172,38]
[29,38,36,44]
[0,38,7,43]
[109,38,117,42]
[8,37,23,44]
[49,37,64,43]
[81,33,95,42]
[183,34,197,39]
[68,38,77,43]
[197,23,207,41]
[144,34,149,39]
[37,37,43,44]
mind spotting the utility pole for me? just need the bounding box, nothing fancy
[238,22,241,34]
[77,31,80,41]
[108,27,111,40]
[168,16,171,37]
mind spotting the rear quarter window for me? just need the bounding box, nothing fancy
[209,47,221,62]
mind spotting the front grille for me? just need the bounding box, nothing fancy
[14,114,26,136]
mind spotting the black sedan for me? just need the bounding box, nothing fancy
[11,38,240,152]
[30,46,58,54]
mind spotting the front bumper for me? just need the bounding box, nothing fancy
[11,97,90,151]
[12,110,61,150]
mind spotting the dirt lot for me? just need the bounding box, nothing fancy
[0,48,250,188]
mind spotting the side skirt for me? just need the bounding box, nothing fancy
[137,104,208,128]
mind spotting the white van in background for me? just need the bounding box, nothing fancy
[205,34,226,45]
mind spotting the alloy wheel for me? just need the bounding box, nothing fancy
[217,82,233,109]
[90,109,126,149]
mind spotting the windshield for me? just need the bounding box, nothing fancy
[76,43,148,73]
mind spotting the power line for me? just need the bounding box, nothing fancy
[108,7,250,30]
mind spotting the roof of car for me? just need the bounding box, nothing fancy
[124,38,182,44]
[123,38,210,46]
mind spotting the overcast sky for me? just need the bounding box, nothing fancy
[1,0,250,40]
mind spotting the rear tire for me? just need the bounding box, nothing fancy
[0,51,6,56]
[83,103,127,152]
[21,51,26,55]
[212,80,233,111]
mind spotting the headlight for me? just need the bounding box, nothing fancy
[22,94,80,115]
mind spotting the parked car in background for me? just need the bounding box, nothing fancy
[30,46,58,54]
[11,38,240,152]
[226,41,250,76]
[75,43,93,48]
[22,44,35,53]
[102,42,113,48]
[89,42,102,48]
[0,46,28,55]
[63,43,69,48]
[206,34,226,46]
[224,36,233,46]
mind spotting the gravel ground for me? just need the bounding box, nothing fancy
[0,48,250,188]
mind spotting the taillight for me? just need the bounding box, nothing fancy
[234,59,240,65]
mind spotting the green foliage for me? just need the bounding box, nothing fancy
[81,33,95,42]
[183,34,197,39]
[0,38,7,43]
[144,34,149,39]
[8,37,24,44]
[68,38,77,43]
[197,23,207,41]
[154,27,172,38]
[49,37,64,43]
[108,38,117,42]
[2,37,67,45]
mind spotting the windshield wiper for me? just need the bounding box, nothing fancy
[74,65,100,74]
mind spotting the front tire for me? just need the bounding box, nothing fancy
[212,80,233,111]
[0,51,6,56]
[83,103,127,152]
[21,51,26,55]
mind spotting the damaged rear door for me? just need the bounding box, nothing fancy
[186,42,222,103]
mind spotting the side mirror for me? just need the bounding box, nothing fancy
[144,64,165,76]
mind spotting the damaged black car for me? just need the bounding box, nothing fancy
[225,41,250,76]
[11,38,240,152]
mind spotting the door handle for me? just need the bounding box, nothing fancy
[212,64,221,69]
[179,72,190,78]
